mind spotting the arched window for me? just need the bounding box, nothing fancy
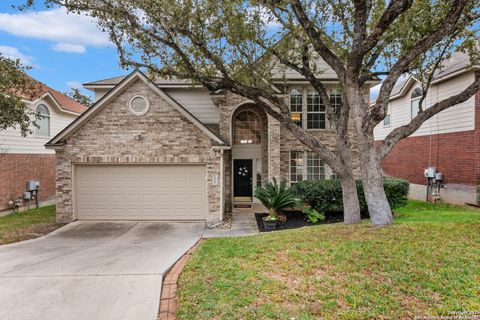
[411,87,423,119]
[35,104,50,137]
[290,89,303,127]
[233,111,261,144]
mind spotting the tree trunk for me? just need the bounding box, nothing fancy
[358,140,393,226]
[345,83,393,226]
[340,174,362,224]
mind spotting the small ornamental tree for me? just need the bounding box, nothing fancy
[0,54,41,136]
[24,0,480,225]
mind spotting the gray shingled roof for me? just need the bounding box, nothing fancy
[434,51,471,79]
[371,51,474,101]
[84,75,192,86]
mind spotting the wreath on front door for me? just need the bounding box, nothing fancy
[237,166,249,177]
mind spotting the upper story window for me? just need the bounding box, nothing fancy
[233,110,261,144]
[329,89,343,111]
[307,90,326,129]
[35,104,50,137]
[411,87,423,119]
[290,89,303,127]
[383,103,391,126]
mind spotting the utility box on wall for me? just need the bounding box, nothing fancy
[424,167,437,178]
[27,181,40,191]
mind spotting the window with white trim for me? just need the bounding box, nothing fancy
[329,89,343,111]
[411,87,422,119]
[35,104,50,137]
[290,89,303,127]
[383,103,391,126]
[290,151,303,184]
[307,90,326,129]
[307,152,326,180]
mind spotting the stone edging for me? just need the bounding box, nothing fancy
[158,241,201,320]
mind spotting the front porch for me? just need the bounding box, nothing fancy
[224,103,281,210]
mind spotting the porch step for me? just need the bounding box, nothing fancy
[233,203,252,209]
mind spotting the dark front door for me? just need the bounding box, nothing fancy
[233,159,253,197]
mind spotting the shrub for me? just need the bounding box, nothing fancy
[255,178,296,220]
[302,208,326,223]
[294,177,409,214]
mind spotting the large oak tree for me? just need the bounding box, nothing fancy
[25,0,480,225]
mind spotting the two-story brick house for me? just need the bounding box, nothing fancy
[46,64,372,224]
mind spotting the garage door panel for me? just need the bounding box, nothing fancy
[75,165,207,220]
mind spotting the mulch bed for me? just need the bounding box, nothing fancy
[255,210,344,232]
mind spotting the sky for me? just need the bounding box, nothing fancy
[0,1,126,98]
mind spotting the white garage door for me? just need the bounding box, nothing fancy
[75,165,207,220]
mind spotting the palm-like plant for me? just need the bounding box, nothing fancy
[255,178,296,220]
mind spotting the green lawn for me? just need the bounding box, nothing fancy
[177,200,480,319]
[0,205,61,244]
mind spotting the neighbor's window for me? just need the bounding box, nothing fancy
[307,152,326,180]
[307,90,326,129]
[290,89,303,127]
[290,151,303,184]
[384,103,391,126]
[233,110,261,144]
[411,87,423,119]
[35,104,50,137]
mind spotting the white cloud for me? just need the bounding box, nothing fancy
[66,81,82,89]
[53,43,86,53]
[0,45,33,65]
[0,8,110,53]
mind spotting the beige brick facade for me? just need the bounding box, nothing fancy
[54,76,360,223]
[55,79,223,223]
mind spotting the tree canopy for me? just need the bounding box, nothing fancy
[23,0,480,225]
[0,54,41,136]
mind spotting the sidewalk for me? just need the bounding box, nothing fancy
[203,203,266,238]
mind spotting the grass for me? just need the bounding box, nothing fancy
[0,205,61,244]
[177,200,480,319]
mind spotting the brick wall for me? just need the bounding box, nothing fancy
[0,154,56,211]
[216,91,361,188]
[55,78,223,223]
[380,130,477,185]
[380,92,480,187]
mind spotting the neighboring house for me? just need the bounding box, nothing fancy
[374,52,480,204]
[46,65,375,224]
[0,79,88,212]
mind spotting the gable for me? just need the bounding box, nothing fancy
[65,79,219,155]
[46,71,226,148]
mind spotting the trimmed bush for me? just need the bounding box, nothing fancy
[293,177,409,214]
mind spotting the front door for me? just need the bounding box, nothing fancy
[233,159,253,198]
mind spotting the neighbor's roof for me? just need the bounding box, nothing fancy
[372,51,479,102]
[20,77,88,114]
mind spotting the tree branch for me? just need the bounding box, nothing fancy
[377,71,480,159]
[367,0,471,132]
[290,0,346,80]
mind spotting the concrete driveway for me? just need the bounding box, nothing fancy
[0,221,204,320]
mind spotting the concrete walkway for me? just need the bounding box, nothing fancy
[0,221,204,320]
[203,203,265,238]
